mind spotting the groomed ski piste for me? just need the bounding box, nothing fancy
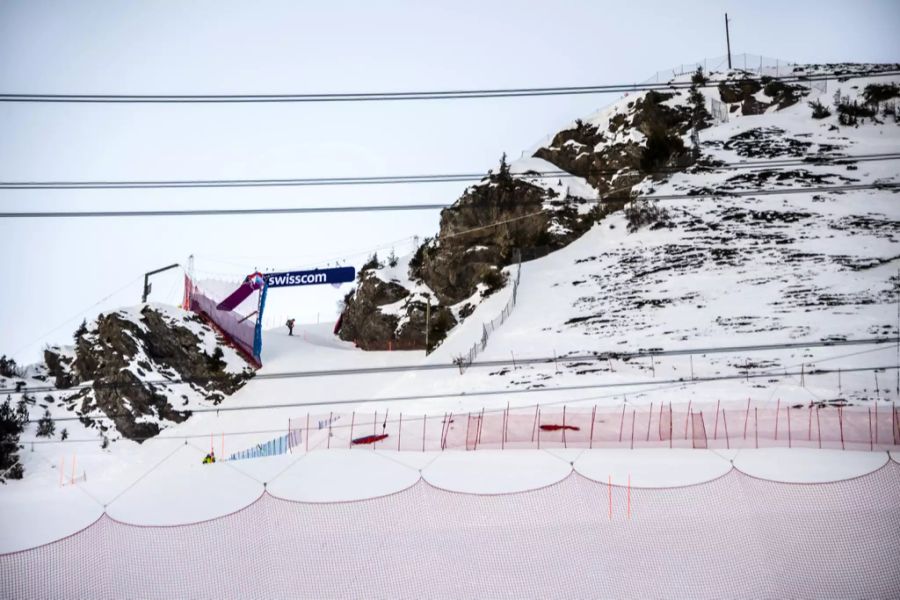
[2,62,900,598]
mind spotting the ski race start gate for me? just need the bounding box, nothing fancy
[183,266,355,366]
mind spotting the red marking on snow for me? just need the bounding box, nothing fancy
[351,434,389,446]
[539,424,581,432]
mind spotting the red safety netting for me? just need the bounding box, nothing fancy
[2,462,898,598]
[288,403,900,453]
[184,275,261,365]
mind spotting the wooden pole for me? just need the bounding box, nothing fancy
[630,410,636,450]
[816,407,822,449]
[722,411,730,450]
[327,411,333,449]
[590,405,597,449]
[349,412,355,449]
[713,399,720,440]
[775,399,781,441]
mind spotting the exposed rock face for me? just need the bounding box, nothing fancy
[340,66,845,353]
[43,306,252,441]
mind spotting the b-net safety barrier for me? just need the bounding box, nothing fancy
[183,275,263,365]
[2,462,898,598]
[286,402,900,453]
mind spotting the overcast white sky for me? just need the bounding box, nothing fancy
[1,0,898,363]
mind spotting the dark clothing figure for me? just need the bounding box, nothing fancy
[286,318,295,336]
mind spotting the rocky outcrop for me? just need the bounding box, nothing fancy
[44,306,253,441]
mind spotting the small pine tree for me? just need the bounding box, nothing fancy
[206,347,226,372]
[361,252,380,272]
[498,152,511,180]
[0,395,27,482]
[691,66,708,86]
[60,428,68,441]
[387,248,398,268]
[36,409,55,438]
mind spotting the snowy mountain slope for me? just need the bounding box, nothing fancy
[2,64,899,556]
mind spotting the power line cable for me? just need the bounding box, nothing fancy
[2,181,897,220]
[6,336,895,397]
[1,69,896,103]
[19,360,899,438]
[2,153,897,190]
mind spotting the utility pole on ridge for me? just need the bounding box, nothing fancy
[725,13,732,69]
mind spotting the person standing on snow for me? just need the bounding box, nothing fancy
[286,318,295,336]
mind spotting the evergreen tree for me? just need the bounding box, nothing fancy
[36,408,55,438]
[74,319,88,339]
[206,347,226,372]
[0,395,26,482]
[498,152,511,180]
[60,428,69,441]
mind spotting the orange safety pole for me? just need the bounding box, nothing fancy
[71,453,76,485]
[627,474,631,520]
[210,432,214,454]
[221,432,224,460]
[59,456,64,487]
[608,475,612,520]
[562,406,567,449]
[305,413,309,452]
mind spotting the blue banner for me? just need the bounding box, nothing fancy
[265,266,355,288]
